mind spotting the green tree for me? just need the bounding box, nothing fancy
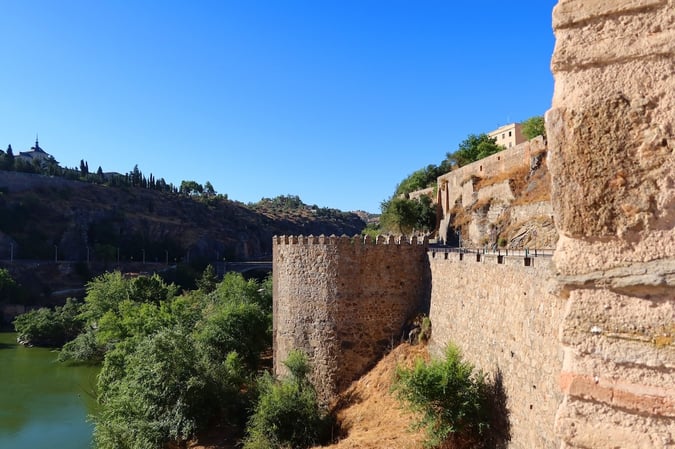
[445,134,504,167]
[180,180,204,196]
[13,298,84,347]
[379,195,435,235]
[196,264,218,294]
[196,300,269,370]
[521,115,546,140]
[94,330,214,449]
[380,197,419,235]
[392,344,491,448]
[243,350,329,449]
[395,164,442,196]
[204,181,216,196]
[0,268,19,303]
[79,271,130,323]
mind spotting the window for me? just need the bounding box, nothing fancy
[509,131,512,137]
[502,133,505,138]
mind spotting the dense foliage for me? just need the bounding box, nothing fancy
[395,165,446,197]
[521,115,546,140]
[13,298,84,347]
[379,130,505,235]
[444,133,504,168]
[244,350,330,449]
[250,194,358,221]
[14,267,274,448]
[392,344,491,448]
[379,195,436,235]
[0,268,21,303]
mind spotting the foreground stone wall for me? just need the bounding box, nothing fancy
[428,253,565,449]
[548,1,675,447]
[273,234,430,403]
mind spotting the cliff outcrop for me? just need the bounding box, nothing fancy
[432,136,557,249]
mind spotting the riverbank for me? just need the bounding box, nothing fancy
[0,332,99,449]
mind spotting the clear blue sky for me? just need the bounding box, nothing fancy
[1,1,557,213]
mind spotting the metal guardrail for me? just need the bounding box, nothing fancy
[428,245,554,257]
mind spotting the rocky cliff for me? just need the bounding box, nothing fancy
[0,171,365,265]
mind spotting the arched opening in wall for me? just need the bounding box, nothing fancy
[480,165,483,171]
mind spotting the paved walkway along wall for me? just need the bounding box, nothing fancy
[428,252,565,449]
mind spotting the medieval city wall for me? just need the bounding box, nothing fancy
[548,1,675,448]
[273,234,430,403]
[428,253,565,449]
[273,3,674,446]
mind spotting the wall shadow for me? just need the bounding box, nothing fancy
[483,368,511,449]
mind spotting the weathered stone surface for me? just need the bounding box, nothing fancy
[549,1,675,447]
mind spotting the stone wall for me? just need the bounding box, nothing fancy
[428,252,564,449]
[547,1,675,448]
[436,136,547,243]
[437,136,546,216]
[509,201,552,224]
[273,234,430,403]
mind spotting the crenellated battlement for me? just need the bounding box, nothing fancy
[272,234,429,246]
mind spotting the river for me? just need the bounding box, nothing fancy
[0,332,99,449]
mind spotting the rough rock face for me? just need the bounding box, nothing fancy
[547,1,675,447]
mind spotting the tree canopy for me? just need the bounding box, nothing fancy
[379,195,436,235]
[521,115,546,140]
[444,134,504,168]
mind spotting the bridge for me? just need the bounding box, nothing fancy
[215,260,273,277]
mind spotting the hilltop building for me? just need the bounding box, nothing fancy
[18,136,54,164]
[488,122,526,148]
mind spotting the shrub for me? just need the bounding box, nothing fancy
[93,330,213,449]
[392,344,490,448]
[13,298,84,347]
[243,350,329,449]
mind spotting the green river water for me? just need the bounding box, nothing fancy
[0,332,99,449]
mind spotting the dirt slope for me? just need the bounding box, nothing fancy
[315,343,428,449]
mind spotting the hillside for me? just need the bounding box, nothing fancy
[0,171,365,307]
[0,171,365,262]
